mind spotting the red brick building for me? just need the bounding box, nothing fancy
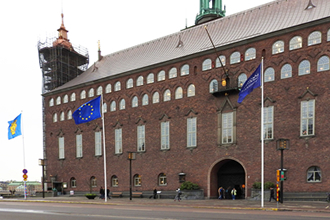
[42,0,330,199]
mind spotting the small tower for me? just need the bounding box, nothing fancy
[195,0,226,25]
[38,13,89,93]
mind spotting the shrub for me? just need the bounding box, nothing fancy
[252,181,275,189]
[180,181,199,190]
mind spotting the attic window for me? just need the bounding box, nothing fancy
[176,35,183,48]
[305,0,316,10]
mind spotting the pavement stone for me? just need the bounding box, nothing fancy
[1,196,330,213]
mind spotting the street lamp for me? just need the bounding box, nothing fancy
[276,139,290,204]
[127,152,136,200]
[38,159,45,198]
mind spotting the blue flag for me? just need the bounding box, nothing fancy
[72,96,101,124]
[8,113,22,140]
[238,64,261,103]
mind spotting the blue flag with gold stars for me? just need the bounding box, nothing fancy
[8,113,22,140]
[72,96,101,124]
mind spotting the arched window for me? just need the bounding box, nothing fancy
[317,55,330,72]
[175,87,183,99]
[80,90,86,99]
[245,48,256,61]
[60,112,65,121]
[209,79,218,93]
[153,92,160,103]
[281,64,292,79]
[88,88,94,97]
[307,166,321,182]
[133,174,141,186]
[63,94,68,103]
[169,67,177,79]
[308,31,321,46]
[299,60,311,76]
[137,76,144,86]
[70,177,76,188]
[90,176,97,188]
[67,110,72,120]
[132,96,138,107]
[97,86,103,95]
[142,94,149,106]
[147,73,154,84]
[230,52,240,64]
[157,70,165,81]
[114,82,121,91]
[53,113,57,123]
[105,84,112,93]
[70,93,76,102]
[110,101,116,111]
[238,73,247,88]
[215,55,226,68]
[158,173,167,186]
[187,84,195,97]
[49,98,54,107]
[103,103,107,113]
[126,78,133,89]
[56,96,61,105]
[272,40,284,54]
[202,58,212,71]
[111,175,118,187]
[120,99,126,110]
[180,64,189,76]
[289,36,302,50]
[164,89,171,102]
[264,67,275,82]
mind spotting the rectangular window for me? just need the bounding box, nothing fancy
[59,137,65,159]
[222,113,233,144]
[187,117,197,147]
[301,100,315,136]
[263,106,274,140]
[161,122,170,150]
[76,134,83,158]
[115,128,122,154]
[95,131,102,156]
[137,125,145,152]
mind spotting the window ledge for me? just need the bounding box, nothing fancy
[299,135,315,139]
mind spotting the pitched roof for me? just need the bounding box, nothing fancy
[49,0,330,93]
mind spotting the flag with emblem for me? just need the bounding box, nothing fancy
[72,96,101,124]
[8,113,22,140]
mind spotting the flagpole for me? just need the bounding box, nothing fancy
[101,93,108,202]
[261,58,264,207]
[20,111,27,200]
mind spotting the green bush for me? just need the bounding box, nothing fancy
[180,181,199,190]
[252,181,275,189]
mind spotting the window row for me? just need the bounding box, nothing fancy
[49,65,190,107]
[220,100,315,146]
[209,55,330,93]
[58,118,197,159]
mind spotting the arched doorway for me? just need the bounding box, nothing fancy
[209,159,245,199]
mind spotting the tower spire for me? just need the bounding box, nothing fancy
[195,0,226,25]
[53,13,72,49]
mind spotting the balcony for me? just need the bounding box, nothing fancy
[210,76,240,96]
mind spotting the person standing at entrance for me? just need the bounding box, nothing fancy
[231,188,237,200]
[218,187,224,199]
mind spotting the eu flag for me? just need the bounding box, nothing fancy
[8,113,22,140]
[72,96,101,124]
[238,64,261,104]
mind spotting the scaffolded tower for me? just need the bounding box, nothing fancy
[38,14,89,93]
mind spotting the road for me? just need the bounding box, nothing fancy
[0,201,329,220]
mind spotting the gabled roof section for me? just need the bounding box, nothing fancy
[49,0,330,94]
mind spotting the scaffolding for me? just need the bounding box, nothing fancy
[38,37,89,93]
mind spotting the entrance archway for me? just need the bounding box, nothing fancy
[209,159,246,199]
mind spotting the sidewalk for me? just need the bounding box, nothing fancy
[1,196,330,213]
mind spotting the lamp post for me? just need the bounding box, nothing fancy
[276,139,289,204]
[38,159,45,198]
[127,152,136,200]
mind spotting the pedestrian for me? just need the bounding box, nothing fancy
[153,188,157,199]
[231,188,237,200]
[174,188,181,201]
[269,187,276,202]
[99,186,105,199]
[107,187,111,199]
[218,187,224,199]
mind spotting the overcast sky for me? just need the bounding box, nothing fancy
[0,0,274,182]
